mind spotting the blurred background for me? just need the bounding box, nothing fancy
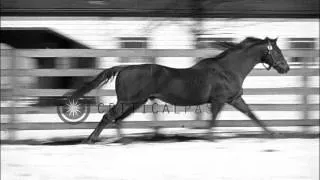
[0,0,319,141]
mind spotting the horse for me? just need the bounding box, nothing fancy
[67,37,290,143]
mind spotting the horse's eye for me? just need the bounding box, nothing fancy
[267,44,273,51]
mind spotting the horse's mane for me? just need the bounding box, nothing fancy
[193,37,267,68]
[213,37,265,58]
[239,37,265,47]
[214,37,265,50]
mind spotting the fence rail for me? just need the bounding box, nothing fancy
[1,68,319,77]
[2,49,319,58]
[1,120,319,131]
[1,48,319,138]
[1,104,319,115]
[1,87,319,99]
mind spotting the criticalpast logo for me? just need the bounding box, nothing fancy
[57,99,90,124]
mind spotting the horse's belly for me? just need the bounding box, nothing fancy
[156,93,209,106]
[155,79,211,105]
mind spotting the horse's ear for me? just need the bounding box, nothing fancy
[265,37,272,42]
[274,37,278,42]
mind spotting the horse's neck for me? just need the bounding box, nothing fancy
[218,45,262,82]
[192,45,263,83]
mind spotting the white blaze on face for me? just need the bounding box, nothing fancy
[267,43,273,51]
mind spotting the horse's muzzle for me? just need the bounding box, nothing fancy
[275,63,290,74]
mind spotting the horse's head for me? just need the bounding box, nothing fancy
[261,38,290,74]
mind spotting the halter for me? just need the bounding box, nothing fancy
[262,42,275,71]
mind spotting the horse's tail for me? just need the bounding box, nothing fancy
[66,65,127,101]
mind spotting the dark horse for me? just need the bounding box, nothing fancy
[68,37,290,143]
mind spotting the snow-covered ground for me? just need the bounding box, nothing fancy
[1,138,319,180]
[1,17,319,180]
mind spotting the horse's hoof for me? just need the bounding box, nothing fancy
[81,139,96,144]
[120,137,132,145]
[204,134,216,142]
[267,131,280,138]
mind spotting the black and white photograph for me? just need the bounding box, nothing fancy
[1,0,319,179]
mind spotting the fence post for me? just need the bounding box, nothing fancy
[301,58,310,133]
[193,3,204,127]
[8,49,18,141]
[151,57,160,136]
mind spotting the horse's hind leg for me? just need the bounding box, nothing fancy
[84,101,145,144]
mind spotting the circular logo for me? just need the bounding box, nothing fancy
[57,100,90,124]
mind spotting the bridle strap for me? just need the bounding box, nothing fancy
[262,42,275,71]
[262,62,271,70]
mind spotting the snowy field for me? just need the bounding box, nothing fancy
[1,138,319,180]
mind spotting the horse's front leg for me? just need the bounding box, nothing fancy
[206,101,224,141]
[230,97,274,136]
